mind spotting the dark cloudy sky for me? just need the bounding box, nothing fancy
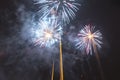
[0,0,120,80]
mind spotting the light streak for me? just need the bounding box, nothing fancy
[35,0,80,24]
[51,62,54,80]
[32,17,63,47]
[75,24,102,55]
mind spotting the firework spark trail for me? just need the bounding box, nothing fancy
[75,25,105,80]
[51,62,54,80]
[32,12,64,80]
[32,17,63,48]
[93,42,105,80]
[35,0,80,24]
[32,17,64,80]
[75,25,102,55]
[34,1,80,80]
[59,40,64,80]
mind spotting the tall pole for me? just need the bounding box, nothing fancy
[93,41,105,80]
[59,40,64,80]
[51,62,54,80]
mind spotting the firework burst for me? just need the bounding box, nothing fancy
[75,25,102,55]
[32,17,62,48]
[35,0,80,24]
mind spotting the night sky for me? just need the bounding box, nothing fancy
[0,0,120,80]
